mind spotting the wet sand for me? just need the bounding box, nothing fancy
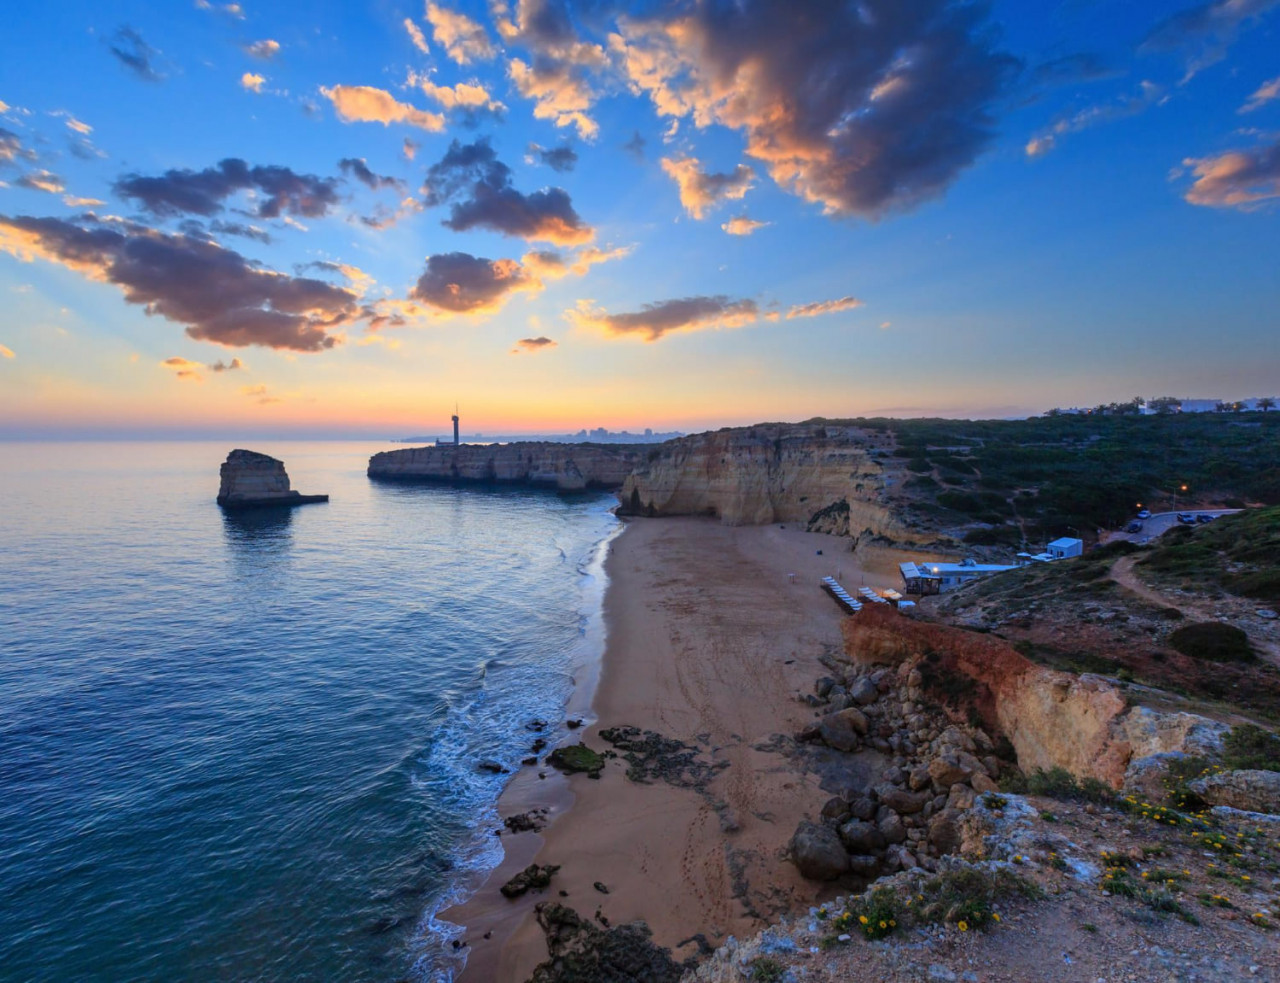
[445,517,910,981]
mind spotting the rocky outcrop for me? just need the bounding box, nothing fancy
[367,442,645,491]
[216,449,328,508]
[1189,770,1280,814]
[841,605,1230,791]
[616,424,911,538]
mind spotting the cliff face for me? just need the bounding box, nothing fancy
[217,449,328,508]
[617,424,908,538]
[367,442,647,491]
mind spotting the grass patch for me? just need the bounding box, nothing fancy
[1223,724,1280,772]
[750,956,786,982]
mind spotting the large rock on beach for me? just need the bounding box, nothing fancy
[789,820,849,880]
[818,708,869,751]
[216,449,328,509]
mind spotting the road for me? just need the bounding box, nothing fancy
[1103,508,1243,546]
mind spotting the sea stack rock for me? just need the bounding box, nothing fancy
[216,449,328,509]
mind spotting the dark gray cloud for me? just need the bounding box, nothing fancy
[0,214,357,350]
[422,138,592,244]
[614,0,1018,218]
[529,142,578,172]
[622,130,645,162]
[209,357,245,371]
[114,159,341,219]
[177,218,273,243]
[1143,0,1280,78]
[0,127,38,165]
[109,26,164,82]
[512,335,557,353]
[567,295,760,341]
[338,157,405,191]
[409,251,540,314]
[1031,53,1117,86]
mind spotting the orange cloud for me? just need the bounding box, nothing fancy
[520,245,630,279]
[1181,140,1280,210]
[1240,76,1280,114]
[721,215,768,236]
[659,156,754,219]
[241,72,266,93]
[15,169,65,194]
[404,18,430,54]
[786,296,864,319]
[508,57,599,139]
[567,295,759,342]
[424,1,495,64]
[319,84,445,131]
[414,76,505,113]
[408,251,543,317]
[0,343,15,359]
[162,356,204,381]
[511,335,557,354]
[244,39,281,59]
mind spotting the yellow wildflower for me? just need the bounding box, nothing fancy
[958,921,969,932]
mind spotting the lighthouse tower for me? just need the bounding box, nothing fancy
[452,406,459,447]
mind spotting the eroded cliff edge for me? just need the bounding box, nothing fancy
[367,442,648,491]
[616,423,914,541]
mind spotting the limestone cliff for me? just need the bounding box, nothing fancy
[617,424,909,540]
[216,449,328,508]
[367,442,647,491]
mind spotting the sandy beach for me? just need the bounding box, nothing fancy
[445,517,916,981]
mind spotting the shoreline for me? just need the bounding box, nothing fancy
[444,517,916,981]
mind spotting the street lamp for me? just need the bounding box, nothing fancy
[1172,484,1188,513]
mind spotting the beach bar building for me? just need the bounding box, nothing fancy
[900,559,1017,594]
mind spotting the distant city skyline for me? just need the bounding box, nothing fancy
[1,0,1278,437]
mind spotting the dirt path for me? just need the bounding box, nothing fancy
[1110,554,1280,666]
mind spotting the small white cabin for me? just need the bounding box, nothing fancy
[1046,537,1083,559]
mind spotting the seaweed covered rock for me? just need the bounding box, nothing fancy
[526,903,689,983]
[547,744,605,778]
[501,863,560,898]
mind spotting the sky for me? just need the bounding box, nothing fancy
[0,0,1278,438]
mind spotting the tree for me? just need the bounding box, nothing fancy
[1259,397,1276,412]
[1148,396,1181,414]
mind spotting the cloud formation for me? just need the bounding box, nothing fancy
[339,157,405,191]
[405,18,430,53]
[1025,81,1165,157]
[567,295,759,341]
[660,156,754,219]
[319,84,445,131]
[1240,76,1280,114]
[409,251,541,315]
[721,215,768,236]
[0,343,15,359]
[520,244,629,279]
[511,335,557,353]
[0,127,37,164]
[413,75,506,117]
[109,26,164,82]
[241,72,266,93]
[786,296,863,319]
[244,39,281,59]
[528,142,577,172]
[163,355,204,381]
[1180,139,1280,210]
[1144,0,1280,81]
[15,169,65,194]
[494,0,607,139]
[422,137,593,244]
[403,138,420,161]
[114,158,340,219]
[211,356,245,371]
[425,1,495,64]
[612,0,1016,218]
[0,214,359,350]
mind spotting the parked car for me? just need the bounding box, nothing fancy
[1137,510,1152,519]
[1126,521,1144,533]
[1195,513,1215,524]
[1177,512,1197,524]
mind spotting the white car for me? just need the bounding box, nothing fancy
[1136,510,1151,519]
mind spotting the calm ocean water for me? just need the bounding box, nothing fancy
[0,441,619,983]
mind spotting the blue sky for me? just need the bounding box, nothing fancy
[1,0,1277,437]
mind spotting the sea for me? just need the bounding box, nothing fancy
[0,441,620,983]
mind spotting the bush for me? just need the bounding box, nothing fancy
[846,888,899,940]
[1168,622,1254,663]
[750,957,786,982]
[1222,724,1280,772]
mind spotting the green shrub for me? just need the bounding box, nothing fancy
[1222,724,1280,772]
[750,956,786,982]
[1168,622,1254,663]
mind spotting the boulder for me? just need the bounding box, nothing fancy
[500,863,560,898]
[850,677,880,706]
[846,854,883,878]
[216,449,328,509]
[971,773,1000,794]
[848,795,877,821]
[819,708,869,752]
[877,811,907,844]
[928,753,974,788]
[821,796,852,823]
[876,786,928,815]
[928,809,965,854]
[1188,770,1280,815]
[908,765,932,791]
[789,821,849,881]
[838,819,885,853]
[815,676,837,699]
